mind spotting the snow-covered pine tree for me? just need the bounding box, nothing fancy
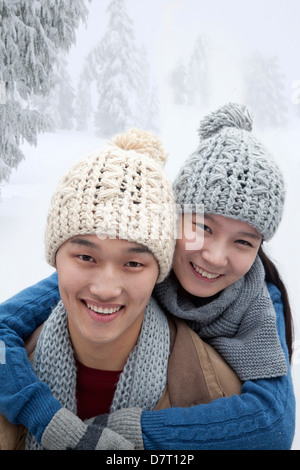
[56,57,75,130]
[169,34,210,108]
[74,50,97,131]
[31,53,76,130]
[185,34,210,107]
[0,0,88,189]
[242,52,287,129]
[75,72,92,131]
[94,0,145,137]
[135,46,160,133]
[169,59,188,105]
[139,83,160,133]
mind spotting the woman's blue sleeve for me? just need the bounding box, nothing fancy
[0,273,62,443]
[0,278,296,449]
[141,283,296,450]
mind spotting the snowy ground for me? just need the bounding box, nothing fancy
[0,127,299,449]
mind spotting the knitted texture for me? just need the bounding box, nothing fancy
[26,297,169,450]
[85,408,145,450]
[110,298,170,412]
[106,408,144,450]
[45,129,175,282]
[173,103,285,240]
[154,256,287,381]
[40,407,133,450]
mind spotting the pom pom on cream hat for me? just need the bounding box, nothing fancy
[45,129,176,283]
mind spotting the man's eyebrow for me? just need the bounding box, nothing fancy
[69,238,98,248]
[126,246,151,254]
[69,238,152,253]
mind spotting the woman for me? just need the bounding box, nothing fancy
[0,104,295,449]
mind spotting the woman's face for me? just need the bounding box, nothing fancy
[55,235,159,367]
[173,213,262,298]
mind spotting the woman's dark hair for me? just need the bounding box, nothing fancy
[259,245,293,362]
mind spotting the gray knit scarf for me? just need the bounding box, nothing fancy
[26,297,170,450]
[154,255,287,381]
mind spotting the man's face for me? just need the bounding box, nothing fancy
[55,234,159,367]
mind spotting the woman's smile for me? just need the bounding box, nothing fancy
[190,262,224,282]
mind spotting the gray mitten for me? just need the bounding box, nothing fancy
[90,407,144,450]
[41,408,134,450]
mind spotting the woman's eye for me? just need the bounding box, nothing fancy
[78,254,95,262]
[125,261,143,268]
[194,223,211,233]
[236,239,252,247]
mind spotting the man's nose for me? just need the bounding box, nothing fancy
[88,266,123,300]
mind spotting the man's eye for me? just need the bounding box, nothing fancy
[78,254,95,262]
[125,261,143,268]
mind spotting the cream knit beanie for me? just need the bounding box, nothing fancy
[45,129,176,282]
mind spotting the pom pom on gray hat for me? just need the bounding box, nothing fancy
[173,103,286,241]
[198,102,253,139]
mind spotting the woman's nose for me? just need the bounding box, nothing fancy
[201,242,228,269]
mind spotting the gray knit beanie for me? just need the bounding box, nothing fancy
[173,103,285,240]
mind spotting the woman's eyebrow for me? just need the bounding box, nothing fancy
[237,231,262,241]
[203,214,216,223]
[203,215,261,240]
